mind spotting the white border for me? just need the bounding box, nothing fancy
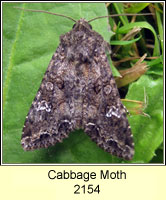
[1,1,165,166]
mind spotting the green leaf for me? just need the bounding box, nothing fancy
[113,3,129,25]
[110,35,141,45]
[126,75,163,163]
[117,22,160,56]
[146,56,163,76]
[155,3,163,54]
[124,3,150,13]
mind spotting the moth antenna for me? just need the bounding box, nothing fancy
[88,13,154,23]
[14,7,77,22]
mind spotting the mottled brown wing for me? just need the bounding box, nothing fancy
[21,48,77,151]
[82,46,134,160]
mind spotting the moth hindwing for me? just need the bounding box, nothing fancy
[22,18,134,160]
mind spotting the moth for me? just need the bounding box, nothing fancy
[20,8,134,160]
